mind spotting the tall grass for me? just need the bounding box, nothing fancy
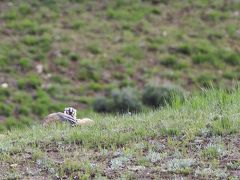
[1,88,239,152]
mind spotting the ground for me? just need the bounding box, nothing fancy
[0,0,240,130]
[0,89,239,179]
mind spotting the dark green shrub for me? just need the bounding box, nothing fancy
[19,4,32,15]
[122,44,144,59]
[161,56,178,68]
[93,97,113,113]
[69,53,79,61]
[0,104,13,116]
[32,102,49,117]
[22,35,39,46]
[192,53,218,65]
[18,74,42,90]
[71,20,86,30]
[4,117,31,130]
[93,88,142,113]
[0,124,5,132]
[7,19,39,34]
[224,53,240,65]
[3,11,18,20]
[13,91,32,104]
[142,85,185,107]
[5,118,18,130]
[87,43,101,55]
[0,89,10,101]
[18,106,31,116]
[88,82,104,91]
[77,63,101,82]
[196,74,217,88]
[19,58,31,71]
[111,88,142,113]
[176,44,192,55]
[0,55,8,67]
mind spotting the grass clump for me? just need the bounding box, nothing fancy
[18,74,42,90]
[142,84,185,108]
[0,88,239,178]
[93,87,142,113]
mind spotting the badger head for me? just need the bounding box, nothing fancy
[64,107,77,119]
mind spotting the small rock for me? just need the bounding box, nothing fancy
[36,64,43,74]
[10,163,18,168]
[1,83,8,88]
[162,31,168,37]
[128,166,145,171]
[0,134,5,139]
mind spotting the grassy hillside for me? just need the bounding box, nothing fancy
[0,89,240,179]
[0,0,240,130]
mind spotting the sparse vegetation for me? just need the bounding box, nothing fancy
[0,89,240,178]
[142,84,185,107]
[0,0,240,178]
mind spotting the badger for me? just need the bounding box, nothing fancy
[43,107,94,127]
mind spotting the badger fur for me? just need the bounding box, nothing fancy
[43,109,94,127]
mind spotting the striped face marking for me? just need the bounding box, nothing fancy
[64,107,77,119]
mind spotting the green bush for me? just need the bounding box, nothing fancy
[192,53,218,66]
[0,124,5,132]
[111,88,142,113]
[161,56,178,68]
[0,104,13,116]
[87,43,101,55]
[18,74,42,90]
[4,117,32,131]
[142,85,185,107]
[19,4,32,15]
[224,53,240,66]
[0,89,10,101]
[19,58,31,71]
[18,106,31,116]
[176,44,192,55]
[7,19,39,34]
[196,74,217,88]
[93,97,113,113]
[93,88,142,113]
[71,20,86,30]
[121,44,144,59]
[69,53,79,61]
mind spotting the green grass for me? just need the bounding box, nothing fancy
[0,1,240,177]
[0,88,239,178]
[0,0,240,127]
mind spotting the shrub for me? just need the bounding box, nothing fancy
[196,74,217,88]
[93,97,113,113]
[176,44,192,55]
[18,74,42,90]
[71,20,86,30]
[7,19,39,34]
[69,53,79,61]
[121,44,144,60]
[0,104,13,116]
[4,117,31,130]
[17,106,31,116]
[0,89,10,101]
[142,85,185,107]
[161,56,178,68]
[87,43,101,55]
[224,53,240,66]
[19,58,31,71]
[93,88,142,113]
[19,4,32,15]
[77,63,101,82]
[111,88,142,113]
[192,53,218,66]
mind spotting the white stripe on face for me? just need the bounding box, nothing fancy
[64,107,77,119]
